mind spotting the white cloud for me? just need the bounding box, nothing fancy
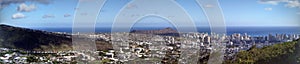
[17,3,36,12]
[12,13,25,19]
[259,1,280,5]
[264,7,273,11]
[258,0,291,5]
[258,0,300,7]
[42,14,55,18]
[0,0,51,9]
[285,0,300,8]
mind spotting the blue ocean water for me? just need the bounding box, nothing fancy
[34,26,300,36]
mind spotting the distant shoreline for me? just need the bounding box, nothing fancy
[31,27,300,37]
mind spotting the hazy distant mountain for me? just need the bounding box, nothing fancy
[130,27,179,36]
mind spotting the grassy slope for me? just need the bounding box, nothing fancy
[225,39,300,64]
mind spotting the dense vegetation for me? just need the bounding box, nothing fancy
[225,39,300,64]
[0,24,72,51]
[0,24,112,51]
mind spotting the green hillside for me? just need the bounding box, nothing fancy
[0,24,113,51]
[225,39,300,64]
[0,24,72,51]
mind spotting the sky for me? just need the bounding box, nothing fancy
[0,0,300,29]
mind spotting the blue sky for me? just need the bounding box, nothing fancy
[0,0,299,28]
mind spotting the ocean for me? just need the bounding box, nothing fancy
[33,26,300,37]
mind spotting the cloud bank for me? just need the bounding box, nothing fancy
[259,0,300,8]
[0,0,51,9]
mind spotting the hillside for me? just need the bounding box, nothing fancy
[0,24,113,51]
[0,24,73,51]
[225,39,300,64]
